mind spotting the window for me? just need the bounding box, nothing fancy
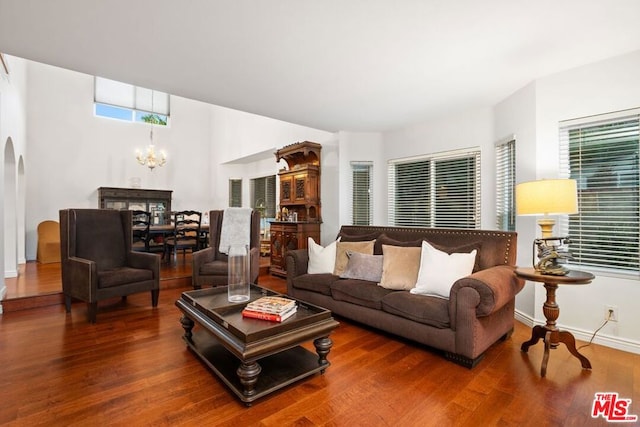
[559,109,640,274]
[496,138,516,231]
[94,77,170,124]
[251,175,276,218]
[229,179,242,207]
[388,149,481,229]
[351,162,372,225]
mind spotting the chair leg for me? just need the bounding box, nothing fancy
[151,289,160,307]
[65,295,72,313]
[87,302,98,324]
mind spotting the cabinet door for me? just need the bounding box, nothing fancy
[280,176,294,204]
[294,176,306,201]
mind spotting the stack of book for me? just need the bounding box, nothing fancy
[241,296,297,322]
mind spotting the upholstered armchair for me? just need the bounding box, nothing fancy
[192,209,261,289]
[60,208,160,323]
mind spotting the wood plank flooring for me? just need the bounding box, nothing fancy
[1,263,639,426]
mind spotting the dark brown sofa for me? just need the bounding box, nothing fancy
[285,225,524,367]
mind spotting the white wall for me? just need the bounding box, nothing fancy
[24,61,335,260]
[382,107,496,228]
[208,104,336,243]
[531,49,640,351]
[0,55,28,306]
[494,81,537,317]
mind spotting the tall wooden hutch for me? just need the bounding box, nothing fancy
[269,141,322,277]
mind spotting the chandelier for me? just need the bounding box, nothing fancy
[136,127,167,171]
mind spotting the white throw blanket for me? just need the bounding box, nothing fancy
[219,207,252,254]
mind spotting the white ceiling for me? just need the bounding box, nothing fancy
[1,0,640,132]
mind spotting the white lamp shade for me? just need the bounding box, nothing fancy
[516,179,578,216]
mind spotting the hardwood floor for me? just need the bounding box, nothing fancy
[1,262,638,426]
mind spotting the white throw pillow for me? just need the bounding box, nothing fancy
[411,240,477,299]
[307,237,340,274]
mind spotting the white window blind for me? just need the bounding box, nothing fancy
[388,149,481,229]
[351,162,373,225]
[95,77,170,116]
[496,138,516,231]
[559,109,640,274]
[229,179,242,207]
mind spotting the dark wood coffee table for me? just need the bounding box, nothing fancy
[175,285,339,405]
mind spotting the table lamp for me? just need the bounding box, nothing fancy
[515,179,578,275]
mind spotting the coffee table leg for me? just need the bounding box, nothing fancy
[180,315,194,341]
[237,361,262,398]
[314,336,333,372]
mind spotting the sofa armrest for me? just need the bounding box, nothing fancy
[285,249,309,289]
[449,265,524,320]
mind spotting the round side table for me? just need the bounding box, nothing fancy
[516,267,595,377]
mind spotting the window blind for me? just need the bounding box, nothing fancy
[95,77,170,116]
[251,175,276,218]
[229,179,242,207]
[388,149,480,229]
[351,162,372,225]
[559,110,640,273]
[495,138,516,231]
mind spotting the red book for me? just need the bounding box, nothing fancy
[241,306,297,322]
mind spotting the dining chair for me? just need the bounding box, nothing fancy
[132,210,151,252]
[164,210,202,263]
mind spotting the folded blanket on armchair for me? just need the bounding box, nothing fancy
[219,207,252,254]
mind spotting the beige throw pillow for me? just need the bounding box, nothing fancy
[334,240,375,276]
[378,244,422,290]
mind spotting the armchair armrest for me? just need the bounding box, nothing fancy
[449,265,524,320]
[192,246,216,271]
[128,251,161,283]
[63,256,97,301]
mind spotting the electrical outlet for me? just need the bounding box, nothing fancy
[605,305,619,322]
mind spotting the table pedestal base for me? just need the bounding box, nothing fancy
[521,325,592,377]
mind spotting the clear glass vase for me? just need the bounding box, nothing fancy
[227,244,250,302]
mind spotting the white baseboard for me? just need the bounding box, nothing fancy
[0,285,6,314]
[4,269,18,278]
[515,309,640,355]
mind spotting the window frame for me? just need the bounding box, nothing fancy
[387,148,481,229]
[559,108,640,277]
[351,162,373,226]
[94,77,170,125]
[495,137,516,231]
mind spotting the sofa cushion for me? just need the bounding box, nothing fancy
[378,244,422,290]
[307,237,340,274]
[382,291,450,328]
[375,233,482,271]
[411,241,477,299]
[292,273,337,296]
[334,240,375,276]
[338,230,380,242]
[374,233,423,255]
[330,279,393,309]
[340,252,384,282]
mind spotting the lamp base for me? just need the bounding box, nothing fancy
[537,218,556,239]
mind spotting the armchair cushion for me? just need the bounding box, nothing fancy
[199,260,228,276]
[74,210,127,271]
[98,267,154,288]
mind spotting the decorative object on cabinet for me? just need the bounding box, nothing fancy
[270,141,322,277]
[98,187,172,225]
